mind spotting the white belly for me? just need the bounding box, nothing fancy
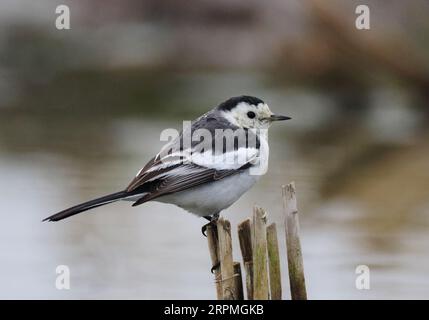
[155,169,260,217]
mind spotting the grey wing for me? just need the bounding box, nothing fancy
[130,162,252,206]
[126,111,237,191]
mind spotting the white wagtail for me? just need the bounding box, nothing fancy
[43,96,290,234]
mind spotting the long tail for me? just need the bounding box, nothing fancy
[43,190,128,222]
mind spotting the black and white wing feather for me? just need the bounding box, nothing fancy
[126,112,261,206]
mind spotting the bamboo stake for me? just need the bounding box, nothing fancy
[206,224,223,299]
[238,218,254,300]
[233,262,244,300]
[282,182,307,300]
[217,218,236,300]
[267,223,282,300]
[252,206,269,300]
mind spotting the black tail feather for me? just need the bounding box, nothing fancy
[43,190,128,222]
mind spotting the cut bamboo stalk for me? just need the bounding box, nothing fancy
[252,206,269,300]
[217,218,235,300]
[233,262,244,300]
[238,218,254,300]
[282,182,307,300]
[267,223,282,300]
[207,224,223,299]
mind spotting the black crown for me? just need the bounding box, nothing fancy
[217,95,264,111]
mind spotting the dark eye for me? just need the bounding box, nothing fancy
[247,111,256,119]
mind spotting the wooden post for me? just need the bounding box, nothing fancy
[267,223,282,300]
[238,218,254,300]
[233,262,244,300]
[217,218,236,300]
[282,182,307,300]
[207,224,222,299]
[252,206,269,300]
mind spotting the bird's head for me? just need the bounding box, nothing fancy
[217,95,291,129]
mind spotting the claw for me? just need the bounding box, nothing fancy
[201,224,208,237]
[201,213,220,237]
[201,221,215,237]
[211,262,220,274]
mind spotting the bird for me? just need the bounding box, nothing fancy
[43,95,291,233]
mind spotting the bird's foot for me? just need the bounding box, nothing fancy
[210,262,220,274]
[201,220,216,237]
[201,213,220,237]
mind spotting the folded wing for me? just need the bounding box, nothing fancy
[127,147,259,206]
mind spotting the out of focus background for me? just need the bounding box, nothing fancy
[1,0,429,299]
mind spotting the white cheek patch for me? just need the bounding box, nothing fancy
[222,102,272,129]
[221,102,256,126]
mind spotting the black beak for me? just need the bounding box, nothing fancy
[269,114,291,122]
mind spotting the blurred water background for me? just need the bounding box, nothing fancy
[1,0,429,299]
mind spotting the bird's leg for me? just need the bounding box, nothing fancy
[201,213,220,237]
